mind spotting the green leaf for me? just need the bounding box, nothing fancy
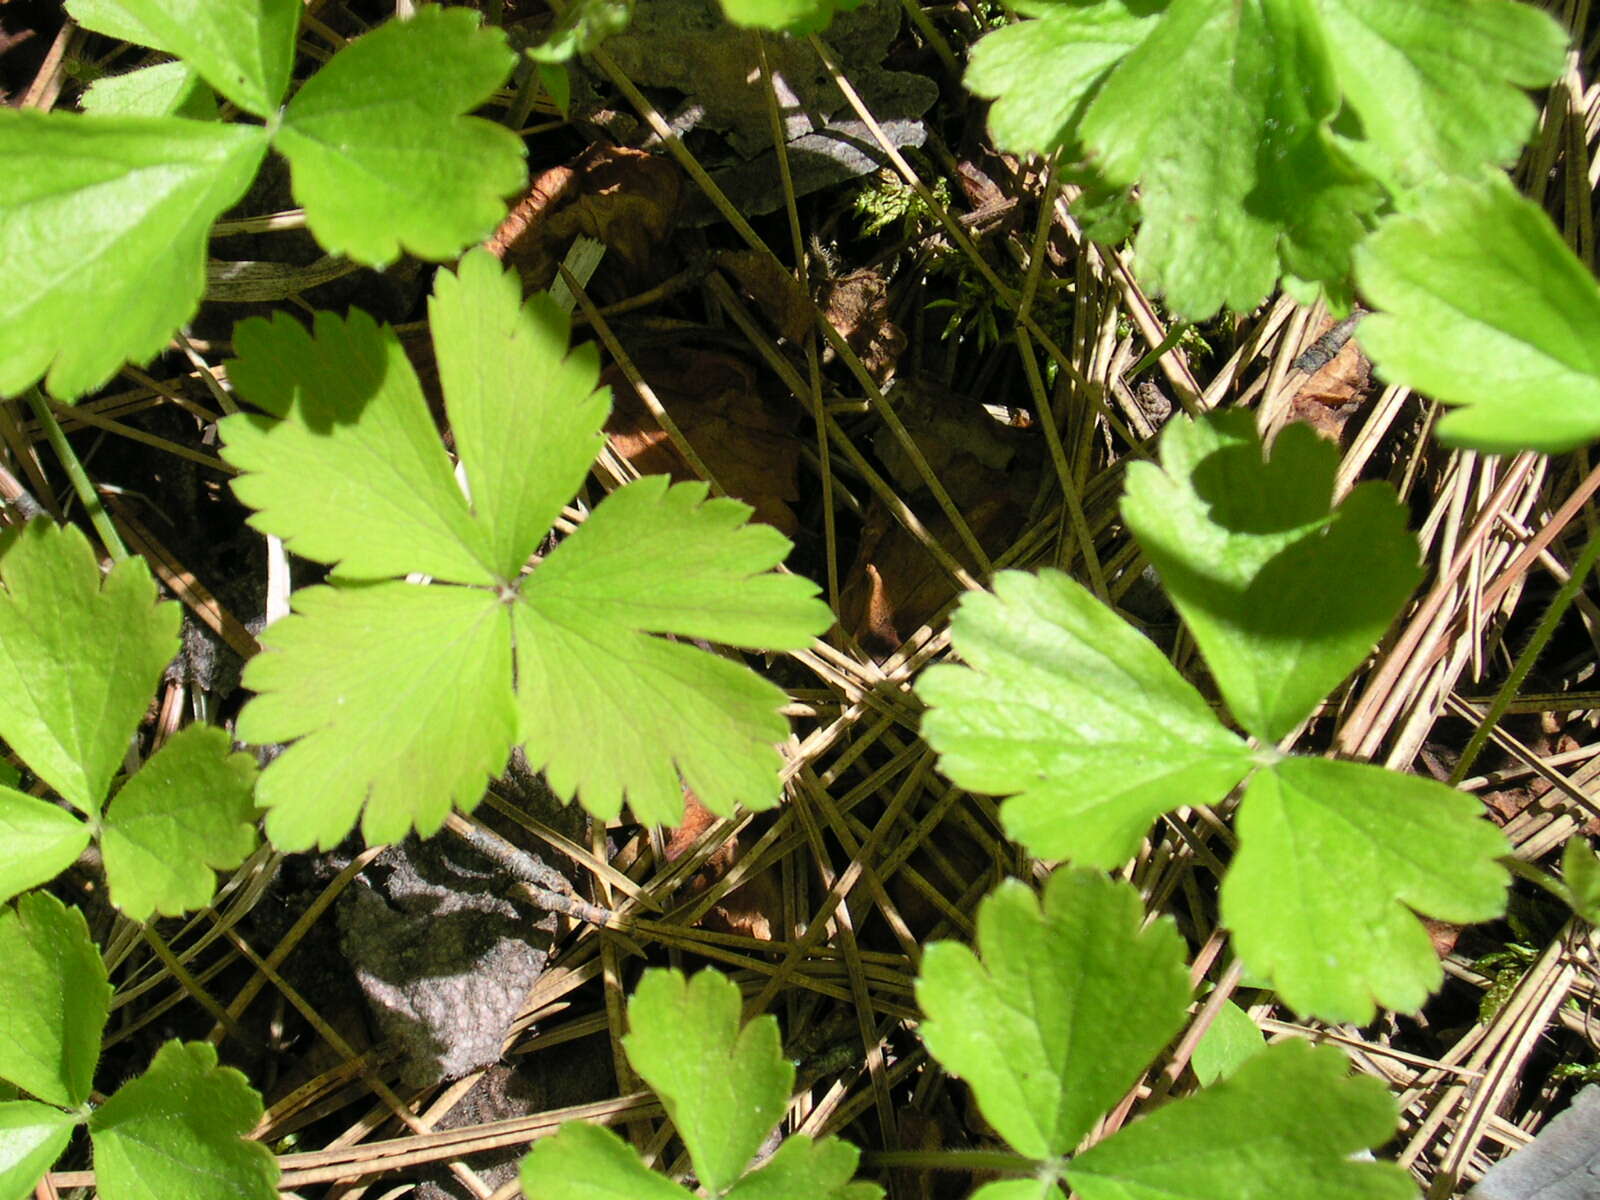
[238,583,516,851]
[1190,1000,1265,1086]
[271,6,525,265]
[1355,175,1600,454]
[527,0,635,62]
[623,968,791,1194]
[1077,0,1379,318]
[79,61,218,119]
[516,476,829,824]
[224,254,825,846]
[0,788,90,906]
[964,1,1160,157]
[0,891,109,1109]
[967,1184,1059,1200]
[68,0,298,116]
[724,1135,881,1200]
[915,870,1190,1160]
[222,309,498,585]
[1318,0,1567,189]
[1560,835,1600,924]
[64,0,161,45]
[99,725,258,921]
[916,568,1253,865]
[89,1041,277,1200]
[0,111,268,400]
[1067,1040,1414,1199]
[1224,757,1507,1022]
[717,0,865,34]
[427,249,609,580]
[0,1101,77,1199]
[520,1121,690,1200]
[0,521,179,813]
[1122,412,1422,742]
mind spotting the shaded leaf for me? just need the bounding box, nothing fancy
[916,870,1189,1159]
[1190,1000,1265,1086]
[1561,835,1600,924]
[100,725,258,921]
[0,892,109,1109]
[917,568,1253,865]
[1224,757,1507,1021]
[725,1134,881,1200]
[1121,412,1422,742]
[79,61,217,119]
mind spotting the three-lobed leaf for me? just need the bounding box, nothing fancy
[1066,1040,1415,1199]
[270,6,526,265]
[0,891,109,1110]
[1224,757,1508,1022]
[1121,411,1422,742]
[88,1040,278,1200]
[223,250,830,848]
[916,869,1190,1159]
[1356,174,1600,453]
[0,112,267,400]
[916,568,1253,865]
[622,968,792,1194]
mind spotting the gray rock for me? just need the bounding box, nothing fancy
[1469,1084,1600,1199]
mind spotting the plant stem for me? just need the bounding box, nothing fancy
[25,388,129,562]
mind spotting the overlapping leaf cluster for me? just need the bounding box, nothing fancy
[521,968,879,1200]
[919,413,1510,1021]
[0,891,277,1200]
[0,520,257,920]
[0,2,526,401]
[220,249,830,851]
[962,0,1567,321]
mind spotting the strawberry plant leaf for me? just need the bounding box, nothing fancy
[520,1121,691,1200]
[717,0,864,34]
[89,1040,278,1200]
[1560,835,1600,924]
[1076,0,1379,318]
[1066,1040,1414,1199]
[0,521,179,814]
[426,247,609,580]
[1224,757,1508,1022]
[915,869,1190,1160]
[237,583,516,850]
[0,891,109,1109]
[1318,0,1567,189]
[1355,174,1600,454]
[623,967,791,1194]
[66,0,298,117]
[224,252,827,845]
[724,1135,880,1200]
[916,568,1253,865]
[99,725,258,921]
[0,1100,77,1198]
[1121,412,1422,742]
[79,61,218,119]
[0,788,90,907]
[964,1,1160,157]
[0,112,268,400]
[1190,1000,1264,1086]
[527,0,635,63]
[222,309,498,585]
[515,475,827,825]
[967,1184,1058,1200]
[271,6,525,266]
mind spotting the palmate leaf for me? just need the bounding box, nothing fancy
[223,250,830,849]
[915,870,1190,1160]
[1355,175,1600,453]
[916,568,1254,865]
[1066,1041,1414,1200]
[270,6,526,265]
[89,1041,278,1200]
[65,0,299,117]
[1225,758,1507,1022]
[622,968,793,1194]
[0,892,109,1110]
[0,111,267,400]
[1121,412,1422,742]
